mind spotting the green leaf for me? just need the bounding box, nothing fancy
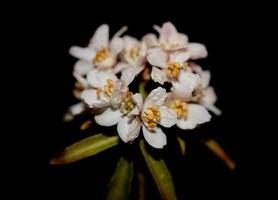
[177,136,186,155]
[140,140,177,200]
[50,134,119,165]
[203,139,236,170]
[106,157,134,200]
[137,170,146,200]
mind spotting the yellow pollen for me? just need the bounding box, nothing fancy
[93,48,108,64]
[120,92,136,115]
[96,87,101,98]
[129,47,140,60]
[171,100,188,119]
[142,106,160,128]
[103,79,114,97]
[166,62,181,79]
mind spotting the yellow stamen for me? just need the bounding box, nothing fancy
[142,106,160,128]
[93,48,108,64]
[171,99,188,119]
[103,79,114,97]
[166,62,181,79]
[96,87,101,98]
[129,47,140,60]
[120,92,135,115]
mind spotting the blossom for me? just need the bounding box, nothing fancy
[147,47,190,84]
[144,22,208,59]
[117,87,177,149]
[165,69,211,129]
[116,36,147,85]
[65,22,221,149]
[81,69,138,127]
[69,24,126,72]
[190,63,222,115]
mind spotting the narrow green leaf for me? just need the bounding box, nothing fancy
[177,136,186,155]
[106,157,134,200]
[137,171,146,200]
[140,140,177,200]
[203,139,236,170]
[50,134,119,165]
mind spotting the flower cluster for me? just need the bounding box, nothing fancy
[67,22,221,149]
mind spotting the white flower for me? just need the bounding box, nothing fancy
[171,70,202,100]
[69,24,127,71]
[165,69,212,129]
[117,87,177,149]
[144,22,207,59]
[153,22,188,50]
[190,64,222,115]
[115,36,148,85]
[81,69,139,127]
[147,47,190,84]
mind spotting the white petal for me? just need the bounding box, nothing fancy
[133,93,143,108]
[112,26,128,39]
[171,81,192,101]
[177,104,211,129]
[190,63,211,88]
[87,69,117,89]
[201,87,222,115]
[110,37,124,55]
[147,47,167,68]
[151,67,168,85]
[188,43,208,59]
[117,116,141,143]
[80,89,108,108]
[201,87,217,106]
[159,22,178,44]
[74,60,93,75]
[159,106,177,127]
[144,87,167,108]
[170,51,190,63]
[94,108,122,126]
[121,67,137,86]
[142,33,158,47]
[173,70,201,100]
[139,42,147,58]
[128,93,143,116]
[69,46,95,63]
[89,24,109,50]
[205,104,222,116]
[142,125,167,149]
[68,103,85,115]
[123,36,140,50]
[177,33,189,48]
[113,62,129,74]
[153,24,162,33]
[73,72,89,88]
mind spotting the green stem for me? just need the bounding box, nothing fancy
[138,81,148,98]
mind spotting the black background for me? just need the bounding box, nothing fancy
[7,2,261,199]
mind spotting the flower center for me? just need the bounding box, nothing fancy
[166,62,181,79]
[103,79,114,97]
[93,48,109,64]
[129,47,140,60]
[120,92,136,115]
[171,99,188,119]
[142,106,160,128]
[124,47,140,63]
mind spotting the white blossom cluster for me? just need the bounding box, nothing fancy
[67,22,221,149]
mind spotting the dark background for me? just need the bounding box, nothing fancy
[7,2,261,199]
